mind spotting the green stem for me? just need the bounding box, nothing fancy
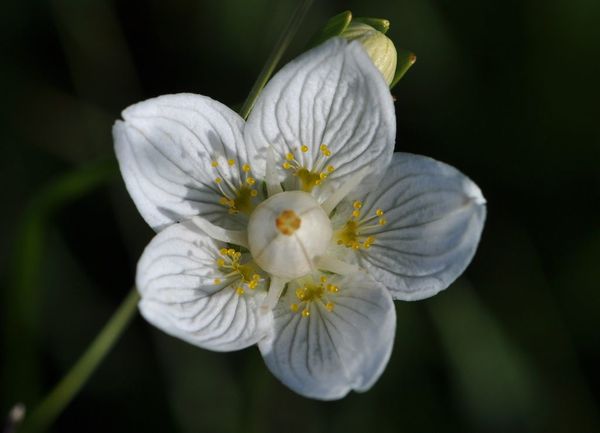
[238,0,314,119]
[18,288,140,433]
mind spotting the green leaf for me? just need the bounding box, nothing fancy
[390,47,417,88]
[307,10,352,48]
[352,16,390,34]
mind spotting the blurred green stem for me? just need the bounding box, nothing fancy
[238,0,314,119]
[18,288,140,433]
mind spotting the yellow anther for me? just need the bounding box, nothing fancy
[379,218,387,226]
[300,145,309,153]
[219,197,230,205]
[290,303,299,312]
[250,190,258,197]
[325,302,335,312]
[242,163,251,172]
[323,150,332,157]
[215,177,222,184]
[216,258,225,267]
[352,210,361,218]
[234,252,242,259]
[302,309,311,318]
[236,287,245,295]
[327,284,339,293]
[211,160,219,167]
[283,161,291,169]
[353,201,363,209]
[228,159,235,166]
[296,288,306,301]
[246,177,256,185]
[376,209,384,216]
[227,248,235,256]
[214,278,222,285]
[219,248,228,255]
[252,274,260,281]
[315,179,322,185]
[327,165,335,173]
[286,153,294,161]
[320,144,329,153]
[248,281,258,289]
[320,276,327,283]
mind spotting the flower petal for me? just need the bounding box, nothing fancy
[114,93,254,231]
[245,38,395,201]
[259,273,395,400]
[136,221,269,351]
[342,153,486,301]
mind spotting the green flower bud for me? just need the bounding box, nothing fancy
[342,22,397,85]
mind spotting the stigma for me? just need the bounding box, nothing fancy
[335,200,386,250]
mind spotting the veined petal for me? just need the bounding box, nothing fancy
[339,153,486,301]
[136,221,269,351]
[259,273,395,400]
[245,38,395,201]
[114,93,259,232]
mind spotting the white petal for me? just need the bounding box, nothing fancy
[346,153,486,301]
[259,273,395,400]
[136,221,269,351]
[245,38,395,202]
[114,93,252,231]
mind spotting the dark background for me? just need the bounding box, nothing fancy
[1,0,599,432]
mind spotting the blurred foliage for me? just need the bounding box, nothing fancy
[1,0,599,432]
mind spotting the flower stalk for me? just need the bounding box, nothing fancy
[18,289,140,433]
[238,0,314,119]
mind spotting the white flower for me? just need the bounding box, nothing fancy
[114,38,486,400]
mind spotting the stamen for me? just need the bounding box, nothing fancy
[315,255,361,275]
[266,145,284,196]
[288,275,341,318]
[214,247,264,295]
[192,216,249,247]
[211,156,259,214]
[333,205,387,250]
[282,145,336,192]
[261,276,288,314]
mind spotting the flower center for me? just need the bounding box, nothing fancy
[247,191,332,279]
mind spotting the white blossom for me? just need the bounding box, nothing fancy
[114,38,486,400]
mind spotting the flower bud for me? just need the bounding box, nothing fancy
[342,22,397,85]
